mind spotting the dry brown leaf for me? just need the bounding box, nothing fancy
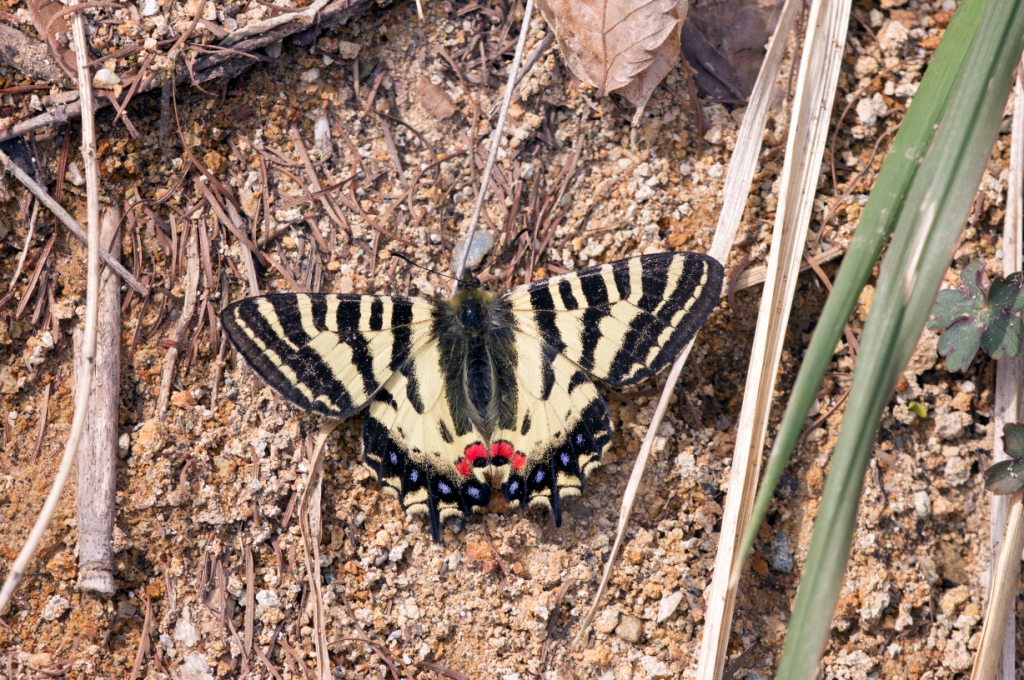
[539,0,683,107]
[27,0,78,80]
[615,0,687,112]
[417,76,457,121]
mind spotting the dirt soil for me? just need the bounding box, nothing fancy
[0,0,1014,678]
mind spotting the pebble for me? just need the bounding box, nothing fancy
[451,230,495,273]
[92,69,120,87]
[594,606,619,634]
[615,615,642,643]
[140,0,160,16]
[640,656,672,678]
[933,412,966,439]
[173,606,200,647]
[40,595,69,621]
[178,652,214,680]
[770,534,794,573]
[337,41,361,59]
[913,490,931,517]
[656,591,683,623]
[944,456,972,486]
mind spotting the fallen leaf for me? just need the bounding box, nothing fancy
[416,76,457,121]
[539,0,683,110]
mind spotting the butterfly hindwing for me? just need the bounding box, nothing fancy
[491,330,612,524]
[221,293,435,417]
[504,252,724,387]
[362,340,491,541]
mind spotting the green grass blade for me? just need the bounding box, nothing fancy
[735,0,986,578]
[776,1,1024,678]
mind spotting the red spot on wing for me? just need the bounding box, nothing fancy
[455,459,471,477]
[512,452,527,471]
[490,441,515,463]
[465,442,488,465]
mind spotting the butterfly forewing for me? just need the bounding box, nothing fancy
[503,252,723,387]
[221,293,435,417]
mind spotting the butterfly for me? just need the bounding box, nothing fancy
[221,252,723,541]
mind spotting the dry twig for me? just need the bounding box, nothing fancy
[74,206,121,596]
[156,228,200,420]
[0,0,103,613]
[451,0,536,292]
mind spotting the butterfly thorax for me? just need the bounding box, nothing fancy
[432,285,518,443]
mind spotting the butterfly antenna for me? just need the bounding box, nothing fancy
[390,252,458,282]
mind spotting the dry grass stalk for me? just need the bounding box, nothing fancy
[699,0,853,674]
[973,490,1024,679]
[0,0,102,614]
[727,245,843,296]
[220,0,330,46]
[452,0,536,290]
[573,0,801,648]
[74,205,121,596]
[299,423,340,680]
[980,62,1024,680]
[156,229,200,420]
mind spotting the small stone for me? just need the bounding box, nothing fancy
[314,113,331,154]
[337,41,361,59]
[640,656,672,678]
[389,541,409,563]
[656,591,683,623]
[203,150,227,174]
[854,55,879,79]
[178,652,214,680]
[703,126,722,145]
[934,412,965,439]
[40,595,69,621]
[173,606,201,647]
[615,615,643,643]
[594,606,620,634]
[770,534,793,573]
[339,276,354,294]
[66,162,85,187]
[92,69,120,87]
[256,589,279,607]
[140,0,160,17]
[913,490,931,517]
[301,68,320,83]
[940,585,969,617]
[944,456,971,486]
[878,21,909,56]
[451,230,495,273]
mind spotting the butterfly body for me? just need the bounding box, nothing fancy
[222,252,723,541]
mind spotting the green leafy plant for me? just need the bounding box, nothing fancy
[984,423,1024,494]
[928,260,1024,371]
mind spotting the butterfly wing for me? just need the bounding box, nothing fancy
[362,339,492,541]
[490,329,612,524]
[221,293,436,418]
[492,252,723,518]
[503,252,724,388]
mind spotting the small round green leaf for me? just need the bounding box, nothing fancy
[936,319,983,372]
[1003,423,1024,458]
[984,458,1024,495]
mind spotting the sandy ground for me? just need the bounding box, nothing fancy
[0,0,1014,678]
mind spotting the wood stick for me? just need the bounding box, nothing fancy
[156,228,200,420]
[74,206,121,596]
[0,145,148,295]
[0,0,102,614]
